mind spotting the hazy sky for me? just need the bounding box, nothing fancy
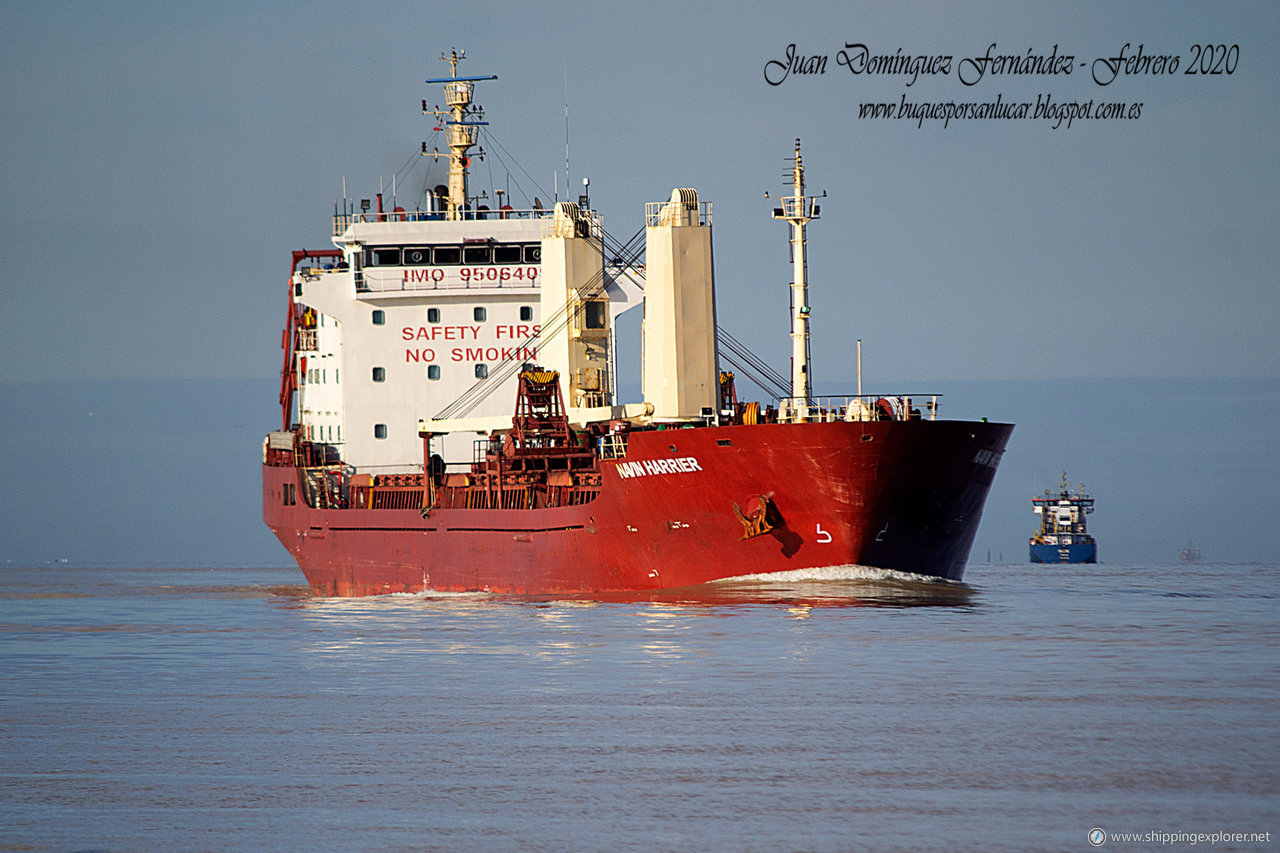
[2,2,1276,387]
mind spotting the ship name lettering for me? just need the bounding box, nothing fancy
[402,325,482,341]
[615,457,703,479]
[972,448,1002,469]
[450,346,538,363]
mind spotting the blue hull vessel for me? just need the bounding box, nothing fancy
[1030,472,1097,564]
[1030,542,1097,564]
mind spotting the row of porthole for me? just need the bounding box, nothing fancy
[306,423,403,441]
[372,365,488,382]
[301,423,402,442]
[312,422,492,441]
[371,306,534,325]
[305,423,393,442]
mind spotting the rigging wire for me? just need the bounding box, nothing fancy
[480,129,552,208]
[716,333,790,401]
[393,129,443,209]
[402,126,788,415]
[434,218,646,419]
[433,242,618,419]
[717,349,781,401]
[392,149,420,186]
[431,214,793,418]
[717,326,790,396]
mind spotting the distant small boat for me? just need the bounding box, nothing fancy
[1029,471,1097,564]
[1179,542,1201,564]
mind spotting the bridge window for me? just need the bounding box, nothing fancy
[433,246,461,265]
[368,247,400,266]
[493,244,522,263]
[359,243,540,269]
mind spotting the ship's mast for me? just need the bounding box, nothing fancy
[423,49,495,220]
[770,139,821,414]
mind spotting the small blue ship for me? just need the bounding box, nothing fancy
[1030,472,1097,563]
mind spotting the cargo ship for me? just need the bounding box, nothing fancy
[261,51,1013,596]
[1029,472,1097,563]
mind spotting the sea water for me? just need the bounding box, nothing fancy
[1,562,1276,852]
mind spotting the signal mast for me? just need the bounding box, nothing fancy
[423,49,494,220]
[768,139,823,417]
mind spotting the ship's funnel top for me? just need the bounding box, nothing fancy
[658,188,700,226]
[551,201,586,238]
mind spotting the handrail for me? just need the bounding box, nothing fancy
[334,207,554,235]
[644,199,713,227]
[775,394,941,423]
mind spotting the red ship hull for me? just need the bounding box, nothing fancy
[263,418,1012,596]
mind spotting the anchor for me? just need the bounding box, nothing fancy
[733,494,780,540]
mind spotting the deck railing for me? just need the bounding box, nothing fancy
[775,394,940,423]
[333,207,554,236]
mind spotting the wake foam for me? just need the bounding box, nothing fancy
[393,589,495,601]
[713,563,962,587]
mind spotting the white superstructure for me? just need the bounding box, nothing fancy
[293,212,549,471]
[285,51,639,474]
[284,52,759,480]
